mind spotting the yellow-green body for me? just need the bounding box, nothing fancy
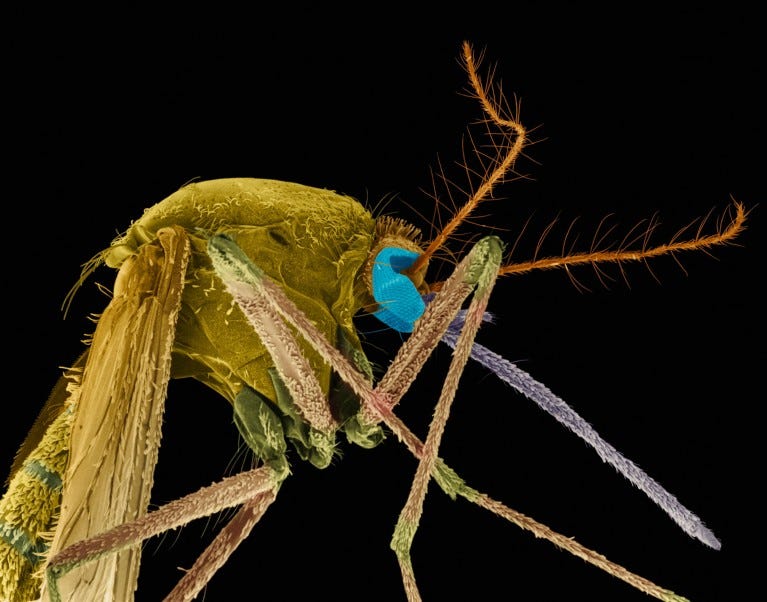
[0,382,75,601]
[0,178,426,601]
[107,178,378,404]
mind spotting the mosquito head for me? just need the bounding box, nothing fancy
[361,216,430,332]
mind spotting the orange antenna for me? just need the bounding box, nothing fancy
[498,200,747,280]
[414,42,748,291]
[406,41,527,276]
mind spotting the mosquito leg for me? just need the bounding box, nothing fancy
[389,236,503,602]
[367,397,691,601]
[374,401,690,601]
[164,488,278,602]
[208,234,483,426]
[472,490,690,602]
[210,236,690,600]
[207,235,337,435]
[45,466,283,602]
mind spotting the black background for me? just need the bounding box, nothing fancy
[5,6,763,601]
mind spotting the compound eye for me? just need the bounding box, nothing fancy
[371,246,425,333]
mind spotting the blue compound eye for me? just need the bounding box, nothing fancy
[371,247,426,333]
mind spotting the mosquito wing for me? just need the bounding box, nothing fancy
[40,225,190,601]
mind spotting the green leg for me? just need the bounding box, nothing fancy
[389,236,502,601]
